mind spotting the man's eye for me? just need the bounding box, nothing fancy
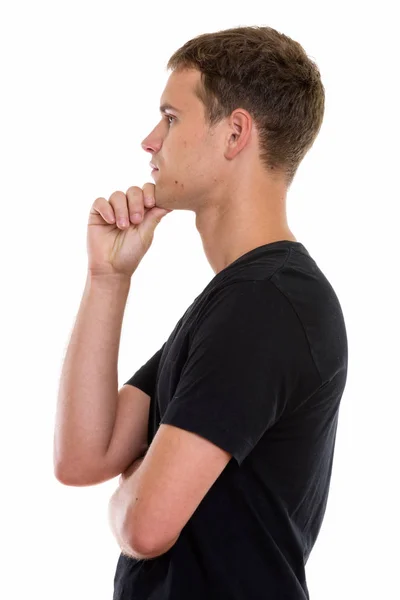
[164,115,175,125]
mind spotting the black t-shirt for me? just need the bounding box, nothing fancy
[113,240,348,600]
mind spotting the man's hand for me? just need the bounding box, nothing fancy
[87,184,172,278]
[110,454,148,558]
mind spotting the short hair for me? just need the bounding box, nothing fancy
[167,25,325,188]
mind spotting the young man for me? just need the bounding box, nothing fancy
[55,25,348,600]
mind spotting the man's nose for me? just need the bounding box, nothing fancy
[141,122,164,153]
[141,139,153,153]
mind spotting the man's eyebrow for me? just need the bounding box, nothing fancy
[159,103,181,114]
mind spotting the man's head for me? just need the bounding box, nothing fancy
[141,25,325,214]
[141,68,226,212]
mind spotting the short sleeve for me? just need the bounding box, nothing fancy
[160,281,301,466]
[124,342,166,398]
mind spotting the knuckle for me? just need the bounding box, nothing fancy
[126,185,143,196]
[109,190,126,201]
[141,182,155,195]
[126,187,145,221]
[130,212,142,224]
[142,183,156,207]
[108,191,129,223]
[143,182,155,193]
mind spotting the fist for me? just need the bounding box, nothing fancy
[87,183,172,278]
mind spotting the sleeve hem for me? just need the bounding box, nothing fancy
[160,403,254,467]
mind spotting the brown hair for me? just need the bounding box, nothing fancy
[167,25,325,188]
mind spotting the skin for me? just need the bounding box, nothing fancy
[140,67,297,275]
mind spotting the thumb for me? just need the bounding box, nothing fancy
[140,206,172,233]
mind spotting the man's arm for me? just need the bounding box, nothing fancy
[108,458,179,560]
[54,273,131,482]
[108,424,232,559]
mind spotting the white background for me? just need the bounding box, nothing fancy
[1,1,399,598]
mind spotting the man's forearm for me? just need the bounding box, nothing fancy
[54,273,131,481]
[108,466,179,560]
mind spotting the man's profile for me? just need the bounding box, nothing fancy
[54,25,348,600]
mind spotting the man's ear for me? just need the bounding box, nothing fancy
[224,109,252,160]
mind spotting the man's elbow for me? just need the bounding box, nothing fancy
[129,531,181,559]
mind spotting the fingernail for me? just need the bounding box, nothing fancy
[145,197,155,207]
